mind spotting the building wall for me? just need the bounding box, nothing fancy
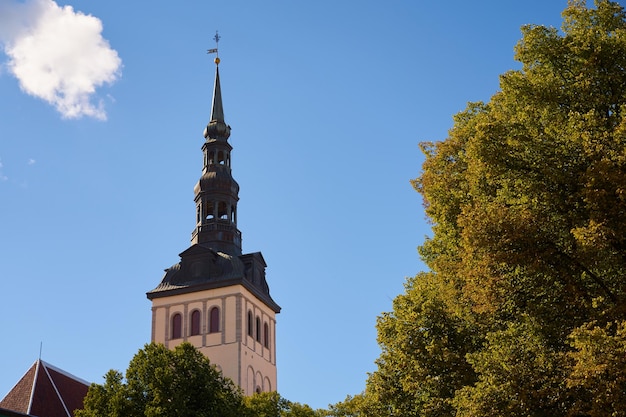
[150,285,277,395]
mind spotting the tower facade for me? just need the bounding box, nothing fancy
[147,57,280,395]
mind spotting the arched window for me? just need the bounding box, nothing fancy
[209,307,220,333]
[256,316,261,343]
[247,310,253,337]
[171,313,182,339]
[190,310,200,336]
[218,201,228,220]
[263,322,269,348]
[206,201,215,220]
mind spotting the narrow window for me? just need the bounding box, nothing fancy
[256,316,261,342]
[247,310,253,337]
[171,313,182,339]
[263,322,269,348]
[209,307,220,333]
[190,310,200,336]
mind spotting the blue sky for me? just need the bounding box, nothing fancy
[0,0,596,410]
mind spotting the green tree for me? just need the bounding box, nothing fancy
[353,1,626,416]
[243,391,322,417]
[324,394,373,417]
[76,343,244,417]
[454,317,569,416]
[244,392,290,417]
[367,272,479,417]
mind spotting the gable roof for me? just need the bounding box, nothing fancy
[0,360,89,417]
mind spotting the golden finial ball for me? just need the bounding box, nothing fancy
[214,57,220,65]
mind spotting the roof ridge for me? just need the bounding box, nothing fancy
[40,360,91,386]
[41,362,71,417]
[26,360,40,414]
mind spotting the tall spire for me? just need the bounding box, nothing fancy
[204,31,230,140]
[192,40,241,254]
[147,38,280,396]
[211,67,225,122]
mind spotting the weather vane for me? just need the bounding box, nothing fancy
[207,31,220,64]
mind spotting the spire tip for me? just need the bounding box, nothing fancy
[208,31,221,65]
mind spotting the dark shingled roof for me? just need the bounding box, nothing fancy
[147,244,280,313]
[0,360,89,417]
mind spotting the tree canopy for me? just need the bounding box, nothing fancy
[243,391,322,417]
[75,343,324,417]
[332,1,626,415]
[75,343,244,417]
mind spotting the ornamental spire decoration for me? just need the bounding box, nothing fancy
[204,31,229,140]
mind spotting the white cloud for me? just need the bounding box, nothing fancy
[28,158,36,165]
[0,0,122,120]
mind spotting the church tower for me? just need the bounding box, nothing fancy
[147,47,280,395]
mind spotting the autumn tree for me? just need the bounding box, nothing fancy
[346,1,626,416]
[75,343,245,417]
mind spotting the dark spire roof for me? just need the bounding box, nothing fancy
[203,60,231,141]
[148,49,280,314]
[211,65,225,123]
[0,360,89,417]
[146,245,280,313]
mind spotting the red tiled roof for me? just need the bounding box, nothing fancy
[0,360,89,417]
[0,365,36,414]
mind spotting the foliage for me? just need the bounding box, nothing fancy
[332,1,626,415]
[367,272,479,416]
[567,320,626,416]
[324,394,376,417]
[76,343,324,417]
[454,317,569,416]
[244,391,291,417]
[76,343,244,417]
[243,391,322,417]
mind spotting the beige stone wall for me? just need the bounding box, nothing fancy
[150,284,277,395]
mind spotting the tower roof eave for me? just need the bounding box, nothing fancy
[146,278,281,313]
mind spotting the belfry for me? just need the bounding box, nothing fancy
[147,42,280,395]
